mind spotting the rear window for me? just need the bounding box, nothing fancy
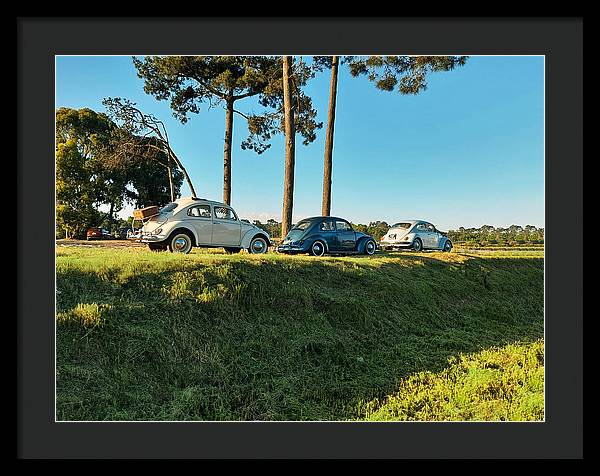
[188,205,211,218]
[291,220,312,231]
[160,203,178,213]
[391,222,412,229]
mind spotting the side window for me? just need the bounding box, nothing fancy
[426,224,435,232]
[188,205,211,218]
[416,223,427,232]
[214,207,237,220]
[336,221,352,232]
[320,220,335,231]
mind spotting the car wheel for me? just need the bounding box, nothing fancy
[364,239,376,255]
[168,232,193,254]
[310,240,326,257]
[443,240,453,252]
[224,247,242,254]
[248,236,268,254]
[412,238,423,252]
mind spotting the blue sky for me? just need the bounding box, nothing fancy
[55,55,544,230]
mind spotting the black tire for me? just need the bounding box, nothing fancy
[310,240,326,257]
[248,236,268,254]
[224,247,242,254]
[363,239,376,255]
[168,231,193,254]
[412,238,423,252]
[443,240,453,252]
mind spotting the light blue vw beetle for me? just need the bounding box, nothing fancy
[379,220,452,252]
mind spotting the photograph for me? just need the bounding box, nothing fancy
[54,54,546,423]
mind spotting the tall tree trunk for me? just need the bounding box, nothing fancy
[281,56,296,240]
[321,55,339,216]
[223,94,235,205]
[108,202,114,227]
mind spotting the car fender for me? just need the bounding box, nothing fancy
[356,235,375,253]
[240,228,270,249]
[161,221,199,246]
[439,236,451,249]
[309,234,332,252]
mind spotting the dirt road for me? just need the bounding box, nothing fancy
[56,239,146,249]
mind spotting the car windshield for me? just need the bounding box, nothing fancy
[160,203,178,214]
[391,222,412,229]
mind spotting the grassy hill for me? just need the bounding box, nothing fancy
[56,247,544,421]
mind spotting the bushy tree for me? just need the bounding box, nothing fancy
[56,108,114,238]
[56,106,183,238]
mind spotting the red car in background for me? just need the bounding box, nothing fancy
[86,227,112,241]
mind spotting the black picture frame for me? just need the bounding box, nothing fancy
[18,17,583,459]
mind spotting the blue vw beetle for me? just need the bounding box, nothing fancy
[277,216,377,257]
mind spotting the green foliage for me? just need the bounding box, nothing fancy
[133,56,322,155]
[448,225,544,246]
[133,56,281,121]
[56,248,543,421]
[251,219,282,241]
[361,340,544,421]
[56,106,114,149]
[56,108,115,238]
[352,221,390,241]
[347,56,468,94]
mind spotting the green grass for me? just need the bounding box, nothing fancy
[56,247,544,421]
[360,340,544,421]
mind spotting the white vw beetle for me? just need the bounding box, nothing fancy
[379,220,453,252]
[133,197,271,254]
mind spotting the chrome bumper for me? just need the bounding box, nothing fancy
[277,244,303,252]
[128,232,164,243]
[380,241,413,249]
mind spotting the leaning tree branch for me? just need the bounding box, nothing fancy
[232,109,250,120]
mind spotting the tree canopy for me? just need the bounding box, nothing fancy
[345,55,468,93]
[133,56,322,205]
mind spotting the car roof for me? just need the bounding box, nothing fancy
[173,197,230,208]
[391,220,428,225]
[299,216,352,222]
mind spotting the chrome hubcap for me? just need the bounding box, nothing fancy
[251,239,266,253]
[174,237,188,251]
[366,241,375,254]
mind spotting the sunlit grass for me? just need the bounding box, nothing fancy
[358,340,544,421]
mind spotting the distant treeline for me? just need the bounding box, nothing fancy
[446,225,544,246]
[251,220,544,246]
